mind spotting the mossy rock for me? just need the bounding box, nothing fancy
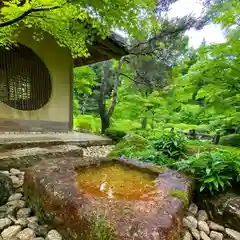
[0,173,14,205]
[219,134,240,148]
[105,128,127,142]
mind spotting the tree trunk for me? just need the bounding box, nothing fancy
[141,117,147,129]
[100,110,110,134]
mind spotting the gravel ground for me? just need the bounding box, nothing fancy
[82,145,115,158]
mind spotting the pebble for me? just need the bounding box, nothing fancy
[209,231,223,240]
[17,208,31,219]
[198,221,210,235]
[7,200,26,209]
[199,230,211,240]
[191,228,200,240]
[197,210,208,221]
[182,230,193,240]
[1,225,21,239]
[183,216,198,229]
[16,228,36,240]
[0,218,12,231]
[15,218,29,228]
[27,216,38,224]
[8,193,22,202]
[188,203,198,216]
[225,228,240,240]
[208,221,225,232]
[46,230,62,240]
[10,169,22,176]
[9,176,19,186]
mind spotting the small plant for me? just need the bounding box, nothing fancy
[152,130,186,160]
[174,149,240,195]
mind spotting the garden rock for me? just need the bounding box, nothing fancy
[198,221,210,235]
[15,218,28,228]
[182,230,193,240]
[225,228,240,240]
[24,158,193,239]
[0,173,14,205]
[190,228,200,240]
[10,169,22,176]
[46,230,62,240]
[183,216,198,230]
[1,225,21,239]
[7,200,26,209]
[208,221,224,232]
[8,193,22,202]
[199,231,211,240]
[16,228,36,240]
[197,210,208,221]
[209,231,223,240]
[16,208,31,219]
[0,218,12,230]
[188,203,198,216]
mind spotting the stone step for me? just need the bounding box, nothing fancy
[0,132,112,150]
[0,145,84,170]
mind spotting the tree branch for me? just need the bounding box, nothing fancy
[0,5,60,27]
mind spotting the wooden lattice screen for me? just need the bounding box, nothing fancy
[0,44,52,111]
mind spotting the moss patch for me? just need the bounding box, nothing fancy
[89,215,116,240]
[169,190,189,209]
[108,134,150,158]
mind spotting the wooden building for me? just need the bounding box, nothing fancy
[0,29,127,132]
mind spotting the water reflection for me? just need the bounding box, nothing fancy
[76,163,158,201]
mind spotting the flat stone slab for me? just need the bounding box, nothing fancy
[24,157,193,240]
[0,132,112,150]
[0,145,83,170]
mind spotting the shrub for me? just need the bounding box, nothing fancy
[219,134,240,148]
[108,134,150,159]
[174,149,240,195]
[74,115,101,134]
[152,130,186,160]
[105,128,127,142]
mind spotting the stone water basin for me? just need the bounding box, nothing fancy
[23,157,193,240]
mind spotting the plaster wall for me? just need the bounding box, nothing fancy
[0,29,72,125]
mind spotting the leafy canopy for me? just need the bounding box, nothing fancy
[0,0,158,56]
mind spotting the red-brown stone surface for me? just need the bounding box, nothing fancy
[24,157,193,240]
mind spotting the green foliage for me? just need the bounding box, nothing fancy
[105,128,126,142]
[152,130,186,160]
[74,115,101,134]
[174,149,240,194]
[74,66,97,95]
[220,134,240,148]
[0,0,158,56]
[164,123,210,133]
[108,134,150,159]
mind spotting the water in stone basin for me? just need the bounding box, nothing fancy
[76,162,159,201]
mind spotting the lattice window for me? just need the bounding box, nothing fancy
[0,44,52,111]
